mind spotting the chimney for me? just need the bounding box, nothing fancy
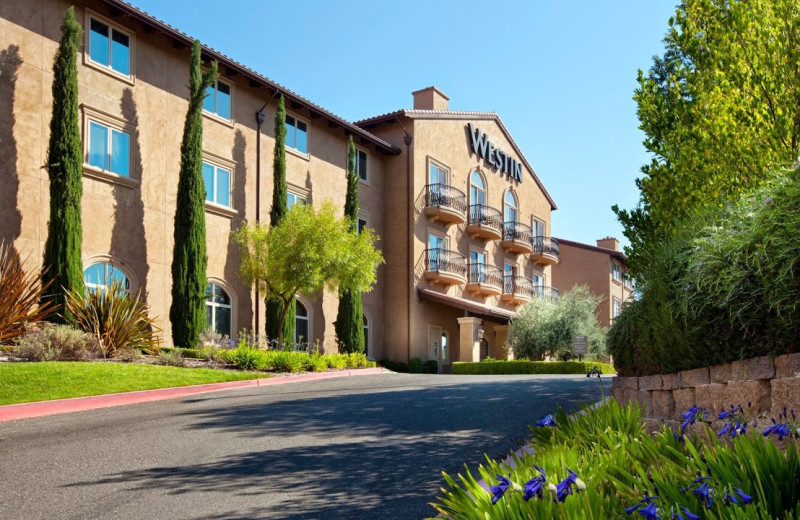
[412,86,449,111]
[596,237,619,251]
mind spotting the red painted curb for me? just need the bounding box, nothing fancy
[0,367,387,422]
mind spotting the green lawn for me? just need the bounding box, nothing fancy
[0,361,268,405]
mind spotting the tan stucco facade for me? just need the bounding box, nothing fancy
[2,1,561,364]
[549,237,634,329]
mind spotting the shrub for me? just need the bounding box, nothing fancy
[65,279,161,357]
[0,243,55,343]
[266,350,305,372]
[14,323,100,361]
[302,351,328,372]
[325,353,348,370]
[408,357,423,373]
[156,349,185,367]
[380,359,408,373]
[422,359,438,374]
[451,360,615,376]
[227,345,267,370]
[345,352,369,368]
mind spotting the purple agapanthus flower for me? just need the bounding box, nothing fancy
[681,406,707,429]
[490,475,511,505]
[626,494,658,516]
[535,414,556,427]
[522,465,547,501]
[734,487,753,505]
[553,468,581,502]
[692,481,714,509]
[763,421,793,440]
[671,506,699,520]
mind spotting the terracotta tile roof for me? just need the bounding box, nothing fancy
[555,237,628,263]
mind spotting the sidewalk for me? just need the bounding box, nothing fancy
[0,367,387,422]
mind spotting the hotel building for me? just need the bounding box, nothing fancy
[550,237,634,329]
[1,0,560,369]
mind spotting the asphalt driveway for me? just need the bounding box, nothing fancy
[0,373,609,519]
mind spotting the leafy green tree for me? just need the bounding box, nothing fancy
[614,0,800,273]
[334,137,365,353]
[41,7,84,325]
[169,41,217,348]
[509,286,604,361]
[234,202,383,339]
[266,95,295,344]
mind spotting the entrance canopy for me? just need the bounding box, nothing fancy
[417,288,516,323]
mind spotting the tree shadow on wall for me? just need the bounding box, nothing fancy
[228,129,252,330]
[0,45,23,244]
[111,88,149,295]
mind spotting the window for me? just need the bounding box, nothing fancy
[429,161,448,186]
[287,192,306,208]
[363,314,370,357]
[624,273,633,289]
[88,17,131,77]
[83,262,129,293]
[205,283,232,337]
[470,250,486,282]
[357,217,367,234]
[355,149,368,182]
[532,219,545,239]
[504,191,518,223]
[202,162,231,207]
[87,120,131,177]
[613,298,622,318]
[612,262,622,282]
[295,301,309,344]
[285,115,308,154]
[428,234,446,270]
[504,262,514,292]
[203,79,231,120]
[470,171,486,206]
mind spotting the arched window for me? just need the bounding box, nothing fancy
[440,331,448,363]
[295,301,309,344]
[205,282,231,337]
[83,262,130,293]
[363,314,370,357]
[504,190,518,223]
[469,171,486,206]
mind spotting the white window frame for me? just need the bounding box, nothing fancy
[83,260,132,294]
[285,113,309,156]
[84,10,135,83]
[428,159,449,186]
[613,297,622,318]
[532,217,546,238]
[295,297,311,344]
[612,262,622,282]
[354,148,368,183]
[203,78,233,123]
[81,105,137,188]
[287,191,306,208]
[205,281,233,338]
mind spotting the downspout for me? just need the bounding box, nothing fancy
[395,117,413,362]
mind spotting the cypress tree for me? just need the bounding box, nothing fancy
[169,41,217,348]
[266,95,295,344]
[42,7,84,326]
[334,136,365,353]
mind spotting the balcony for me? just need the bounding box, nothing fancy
[500,275,535,305]
[500,221,534,255]
[424,248,467,286]
[423,184,467,225]
[533,285,560,299]
[531,236,560,265]
[466,204,503,241]
[466,263,503,296]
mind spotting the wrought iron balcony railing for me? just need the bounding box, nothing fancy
[503,221,534,243]
[468,263,503,290]
[425,248,468,278]
[532,236,560,257]
[424,183,468,213]
[503,275,535,299]
[468,204,503,234]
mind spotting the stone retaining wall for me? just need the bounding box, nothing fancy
[611,353,800,430]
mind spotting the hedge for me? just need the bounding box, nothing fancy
[451,360,615,375]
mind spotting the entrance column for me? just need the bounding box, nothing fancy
[494,325,512,360]
[457,317,483,362]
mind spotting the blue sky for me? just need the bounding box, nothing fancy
[130,0,678,249]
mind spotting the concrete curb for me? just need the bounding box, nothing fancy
[0,367,387,422]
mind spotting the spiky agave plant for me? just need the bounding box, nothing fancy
[0,242,55,343]
[65,279,161,357]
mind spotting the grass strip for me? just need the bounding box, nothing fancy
[0,361,267,405]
